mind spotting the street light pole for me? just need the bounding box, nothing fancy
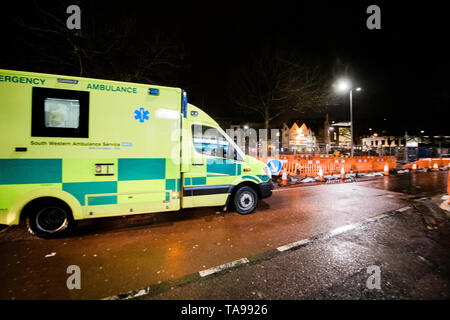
[350,89,354,157]
[335,79,361,158]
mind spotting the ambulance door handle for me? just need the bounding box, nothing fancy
[192,163,204,166]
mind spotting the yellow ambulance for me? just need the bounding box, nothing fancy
[0,70,273,238]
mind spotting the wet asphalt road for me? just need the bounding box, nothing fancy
[148,200,450,300]
[358,170,449,198]
[0,171,448,300]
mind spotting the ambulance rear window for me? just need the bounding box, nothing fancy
[44,98,80,129]
[32,87,89,138]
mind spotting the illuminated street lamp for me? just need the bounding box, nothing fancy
[336,79,351,92]
[335,79,362,157]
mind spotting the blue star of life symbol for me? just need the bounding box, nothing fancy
[134,107,150,123]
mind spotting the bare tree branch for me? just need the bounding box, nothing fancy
[230,48,331,129]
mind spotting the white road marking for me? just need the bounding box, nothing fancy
[277,239,311,252]
[131,289,150,299]
[365,213,388,222]
[199,258,250,277]
[327,223,359,236]
[105,288,150,300]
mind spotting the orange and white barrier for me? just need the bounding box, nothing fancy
[277,156,396,178]
[403,157,450,170]
[283,161,299,176]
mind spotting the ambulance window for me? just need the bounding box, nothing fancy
[192,124,242,161]
[44,98,80,129]
[32,87,89,138]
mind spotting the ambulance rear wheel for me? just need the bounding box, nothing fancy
[25,198,74,238]
[234,186,258,215]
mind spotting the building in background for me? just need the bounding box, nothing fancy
[361,132,450,160]
[224,116,450,158]
[226,115,333,155]
[281,122,316,153]
[329,121,352,150]
[362,135,405,148]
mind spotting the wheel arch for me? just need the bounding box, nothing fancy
[9,189,83,225]
[227,180,261,207]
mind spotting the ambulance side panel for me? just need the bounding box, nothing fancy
[0,70,182,225]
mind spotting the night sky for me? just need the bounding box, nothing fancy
[1,1,449,138]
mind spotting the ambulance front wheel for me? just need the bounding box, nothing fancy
[25,198,75,238]
[234,186,258,215]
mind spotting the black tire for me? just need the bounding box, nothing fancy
[233,186,258,215]
[25,198,74,238]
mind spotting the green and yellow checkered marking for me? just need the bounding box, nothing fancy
[0,157,181,211]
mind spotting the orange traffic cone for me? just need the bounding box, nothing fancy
[340,167,345,180]
[412,163,417,173]
[384,163,389,176]
[433,163,439,172]
[317,167,324,182]
[281,169,288,186]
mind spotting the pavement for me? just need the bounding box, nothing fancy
[0,171,448,300]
